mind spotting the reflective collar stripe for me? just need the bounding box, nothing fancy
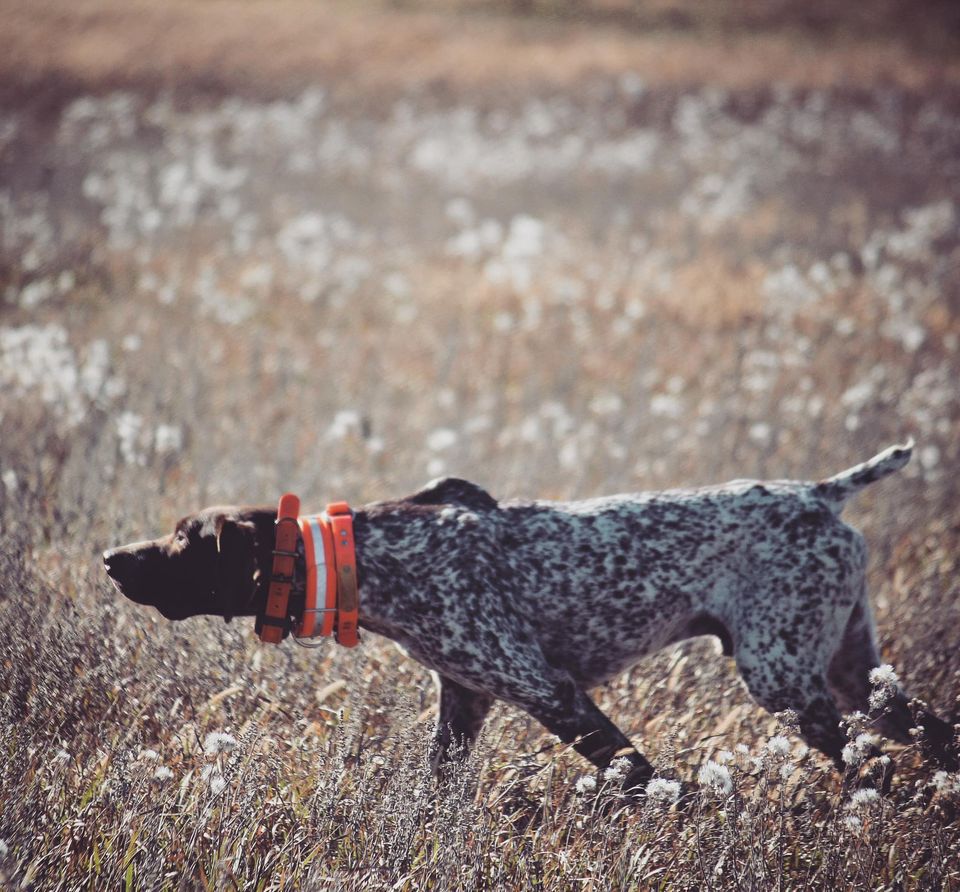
[296,517,318,637]
[296,513,339,640]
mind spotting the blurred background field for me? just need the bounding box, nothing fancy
[1,1,959,888]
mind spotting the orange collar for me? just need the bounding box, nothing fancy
[257,493,359,648]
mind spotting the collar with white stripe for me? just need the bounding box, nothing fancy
[295,502,359,647]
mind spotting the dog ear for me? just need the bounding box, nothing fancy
[214,517,258,622]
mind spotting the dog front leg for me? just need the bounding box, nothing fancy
[522,681,655,791]
[429,674,494,778]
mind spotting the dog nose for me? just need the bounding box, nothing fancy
[103,548,132,579]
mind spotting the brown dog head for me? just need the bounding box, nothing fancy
[103,507,274,622]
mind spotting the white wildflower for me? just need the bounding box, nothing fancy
[869,664,899,688]
[154,424,183,455]
[152,766,174,782]
[645,778,681,806]
[868,664,900,709]
[0,324,82,423]
[842,732,878,767]
[574,775,597,794]
[502,215,545,259]
[846,788,880,809]
[426,428,458,451]
[843,815,862,832]
[140,749,160,761]
[602,757,632,782]
[698,760,733,796]
[749,422,772,445]
[932,771,958,794]
[1,469,17,493]
[203,731,237,756]
[327,409,363,440]
[116,411,146,466]
[715,750,735,764]
[54,748,70,762]
[600,757,632,783]
[200,764,227,793]
[589,393,624,416]
[735,743,750,755]
[765,735,792,759]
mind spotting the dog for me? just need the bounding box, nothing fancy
[103,441,957,790]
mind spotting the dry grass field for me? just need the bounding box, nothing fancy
[1,1,959,888]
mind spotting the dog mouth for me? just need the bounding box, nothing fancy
[104,550,179,614]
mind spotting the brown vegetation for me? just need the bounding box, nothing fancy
[1,1,959,888]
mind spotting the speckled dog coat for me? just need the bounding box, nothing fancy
[105,441,958,789]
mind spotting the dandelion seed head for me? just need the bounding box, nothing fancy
[932,771,959,793]
[1,469,17,493]
[645,778,681,805]
[203,731,237,756]
[574,775,597,794]
[869,664,899,688]
[842,732,878,766]
[698,760,733,796]
[327,409,363,441]
[765,735,792,758]
[426,427,458,452]
[847,788,880,809]
[154,423,183,455]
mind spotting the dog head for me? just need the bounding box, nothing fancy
[103,507,274,622]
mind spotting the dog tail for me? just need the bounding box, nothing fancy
[814,440,914,513]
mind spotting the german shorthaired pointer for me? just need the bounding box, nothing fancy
[104,441,957,790]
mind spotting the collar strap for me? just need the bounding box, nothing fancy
[257,493,360,648]
[257,492,301,644]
